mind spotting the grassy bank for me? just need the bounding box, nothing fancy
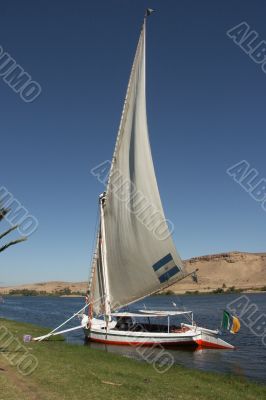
[0,318,265,400]
[4,288,85,296]
[3,285,266,297]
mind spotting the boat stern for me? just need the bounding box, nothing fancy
[194,331,235,350]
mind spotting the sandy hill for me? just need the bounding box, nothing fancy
[175,251,266,293]
[1,252,265,295]
[0,281,87,295]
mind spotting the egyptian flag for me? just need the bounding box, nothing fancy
[221,310,240,334]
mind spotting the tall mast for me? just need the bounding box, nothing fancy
[95,13,152,317]
[99,14,148,317]
[99,192,111,317]
[87,228,100,315]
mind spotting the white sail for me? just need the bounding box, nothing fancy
[90,18,185,313]
[81,15,234,353]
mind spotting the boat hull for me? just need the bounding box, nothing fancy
[84,327,234,350]
[194,332,234,350]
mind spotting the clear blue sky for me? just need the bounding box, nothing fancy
[1,0,266,285]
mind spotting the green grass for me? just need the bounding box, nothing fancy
[0,318,265,400]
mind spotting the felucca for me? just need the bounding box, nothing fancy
[82,10,234,350]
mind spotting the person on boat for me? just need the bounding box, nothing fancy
[116,316,133,331]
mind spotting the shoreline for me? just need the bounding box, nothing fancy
[0,318,265,400]
[2,287,266,298]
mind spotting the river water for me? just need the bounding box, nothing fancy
[0,293,265,384]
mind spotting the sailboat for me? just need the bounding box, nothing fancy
[82,11,234,350]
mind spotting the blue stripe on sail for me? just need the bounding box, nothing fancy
[152,253,173,272]
[158,266,180,283]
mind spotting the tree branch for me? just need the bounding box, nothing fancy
[0,237,27,253]
[0,225,19,240]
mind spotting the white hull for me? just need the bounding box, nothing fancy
[83,320,234,350]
